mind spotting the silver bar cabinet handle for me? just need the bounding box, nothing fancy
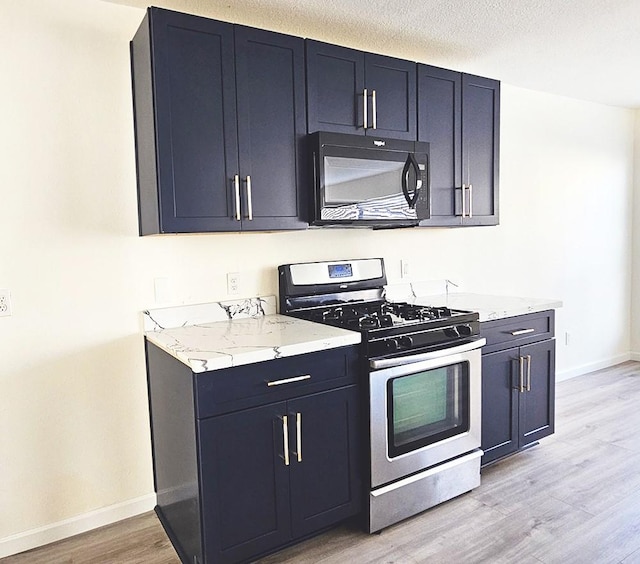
[282,415,290,466]
[266,374,311,387]
[510,328,535,336]
[372,89,377,129]
[233,174,241,221]
[461,184,467,218]
[363,88,368,129]
[245,175,253,220]
[468,183,473,218]
[519,356,525,393]
[526,355,532,391]
[296,412,302,463]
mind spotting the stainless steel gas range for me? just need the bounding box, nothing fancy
[279,258,486,532]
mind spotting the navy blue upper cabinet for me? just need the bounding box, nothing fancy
[418,66,500,226]
[306,40,417,140]
[234,26,307,231]
[130,8,307,234]
[416,65,462,225]
[461,74,500,225]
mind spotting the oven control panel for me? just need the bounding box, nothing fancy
[368,321,480,357]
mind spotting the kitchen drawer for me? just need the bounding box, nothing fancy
[481,310,554,354]
[195,345,360,417]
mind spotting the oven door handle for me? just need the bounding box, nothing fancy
[369,337,486,370]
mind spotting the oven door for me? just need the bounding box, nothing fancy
[369,338,485,488]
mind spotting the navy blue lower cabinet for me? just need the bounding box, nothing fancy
[288,387,361,538]
[480,311,556,466]
[480,348,520,463]
[200,387,362,563]
[145,341,362,564]
[199,403,292,563]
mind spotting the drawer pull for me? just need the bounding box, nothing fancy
[510,328,535,336]
[266,374,311,387]
[526,354,532,391]
[518,356,525,393]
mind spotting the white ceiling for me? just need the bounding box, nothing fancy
[108,0,640,109]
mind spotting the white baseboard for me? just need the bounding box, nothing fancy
[0,493,156,559]
[556,352,633,382]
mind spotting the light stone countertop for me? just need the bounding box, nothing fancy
[409,292,563,322]
[141,292,561,373]
[144,302,361,373]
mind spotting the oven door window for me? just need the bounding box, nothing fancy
[387,361,469,458]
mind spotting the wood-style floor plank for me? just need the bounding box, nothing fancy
[2,361,639,564]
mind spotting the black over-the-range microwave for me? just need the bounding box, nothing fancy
[309,131,431,228]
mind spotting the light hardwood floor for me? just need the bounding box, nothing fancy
[3,361,640,564]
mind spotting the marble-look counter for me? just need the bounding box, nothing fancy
[383,284,561,321]
[144,297,361,373]
[143,296,278,331]
[410,292,563,322]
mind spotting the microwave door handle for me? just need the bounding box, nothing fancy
[401,153,420,209]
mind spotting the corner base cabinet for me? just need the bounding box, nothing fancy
[480,311,555,466]
[145,342,362,564]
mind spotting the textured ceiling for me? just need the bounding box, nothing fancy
[108,0,640,108]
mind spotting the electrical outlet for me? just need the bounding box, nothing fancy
[0,288,12,317]
[227,272,240,295]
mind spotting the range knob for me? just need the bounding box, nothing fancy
[385,338,400,352]
[444,326,460,338]
[457,324,473,336]
[399,336,414,349]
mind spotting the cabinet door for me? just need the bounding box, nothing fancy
[365,54,416,140]
[518,340,556,447]
[288,386,362,538]
[235,26,307,230]
[199,403,291,564]
[148,9,240,233]
[481,348,519,465]
[417,65,462,226]
[305,43,416,140]
[460,74,500,225]
[306,41,365,135]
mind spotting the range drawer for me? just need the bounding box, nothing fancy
[481,310,554,354]
[195,345,360,417]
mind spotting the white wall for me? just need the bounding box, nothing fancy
[0,0,636,555]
